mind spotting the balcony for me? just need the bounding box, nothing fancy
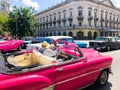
[68,16,73,21]
[88,16,93,20]
[94,17,98,20]
[53,20,56,23]
[100,18,104,21]
[48,20,52,24]
[57,18,61,22]
[105,19,110,22]
[77,15,84,20]
[62,18,67,22]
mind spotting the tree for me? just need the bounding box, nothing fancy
[8,6,39,38]
[0,14,8,35]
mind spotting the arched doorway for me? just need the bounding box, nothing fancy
[43,33,45,37]
[68,32,73,37]
[77,31,84,40]
[63,32,67,36]
[88,31,92,40]
[46,32,49,36]
[50,32,52,36]
[53,32,56,36]
[58,32,61,36]
[94,32,98,39]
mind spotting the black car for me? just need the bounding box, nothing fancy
[89,36,120,51]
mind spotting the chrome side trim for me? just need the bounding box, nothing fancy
[42,66,110,89]
[56,66,110,85]
[42,85,54,90]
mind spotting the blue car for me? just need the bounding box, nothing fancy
[74,41,87,48]
[46,36,87,48]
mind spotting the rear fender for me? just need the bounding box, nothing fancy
[0,75,52,90]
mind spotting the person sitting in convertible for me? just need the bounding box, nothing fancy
[38,41,58,57]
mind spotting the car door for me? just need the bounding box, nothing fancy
[0,40,13,52]
[54,57,88,90]
[54,47,90,90]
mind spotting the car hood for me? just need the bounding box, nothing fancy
[81,48,101,59]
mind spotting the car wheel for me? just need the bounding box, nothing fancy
[94,70,109,87]
[18,45,22,51]
[115,46,119,50]
[107,46,111,51]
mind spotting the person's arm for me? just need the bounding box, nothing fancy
[43,48,58,57]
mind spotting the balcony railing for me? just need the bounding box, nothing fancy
[53,20,56,23]
[88,16,93,20]
[57,18,61,22]
[48,20,52,24]
[100,18,104,21]
[77,15,84,20]
[94,17,98,20]
[62,18,67,21]
[68,16,73,21]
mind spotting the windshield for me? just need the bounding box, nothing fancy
[95,37,108,41]
[22,37,33,41]
[31,37,54,44]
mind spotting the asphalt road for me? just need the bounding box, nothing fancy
[82,49,120,90]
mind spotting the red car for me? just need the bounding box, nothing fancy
[0,38,23,53]
[0,42,112,90]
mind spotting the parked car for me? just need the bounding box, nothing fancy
[89,36,120,51]
[0,38,23,53]
[0,41,113,90]
[21,37,33,48]
[27,36,87,50]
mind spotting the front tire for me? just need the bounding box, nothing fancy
[94,70,109,87]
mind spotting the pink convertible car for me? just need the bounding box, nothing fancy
[0,42,112,90]
[0,38,23,53]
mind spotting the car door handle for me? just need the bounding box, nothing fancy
[56,68,63,71]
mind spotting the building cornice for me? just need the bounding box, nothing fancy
[35,0,120,16]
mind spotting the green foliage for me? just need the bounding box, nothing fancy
[8,6,39,38]
[0,15,8,34]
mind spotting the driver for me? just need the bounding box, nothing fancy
[39,41,58,57]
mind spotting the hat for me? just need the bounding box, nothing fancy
[41,41,51,48]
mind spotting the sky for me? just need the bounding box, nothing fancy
[5,0,120,11]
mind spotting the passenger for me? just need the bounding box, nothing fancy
[39,41,58,57]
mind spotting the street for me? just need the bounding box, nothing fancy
[82,49,120,90]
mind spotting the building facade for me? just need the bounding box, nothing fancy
[35,0,120,40]
[0,0,10,17]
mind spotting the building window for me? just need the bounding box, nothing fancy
[46,16,48,22]
[69,21,72,27]
[94,12,97,17]
[88,20,92,27]
[94,20,97,27]
[78,10,82,16]
[78,21,82,26]
[1,4,5,10]
[88,10,91,16]
[70,11,72,17]
[63,22,66,27]
[64,12,66,18]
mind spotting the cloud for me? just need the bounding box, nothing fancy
[111,0,120,7]
[22,0,39,10]
[14,0,19,2]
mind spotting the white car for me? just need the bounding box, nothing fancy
[27,36,74,50]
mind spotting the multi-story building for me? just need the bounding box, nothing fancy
[0,0,10,17]
[35,0,120,39]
